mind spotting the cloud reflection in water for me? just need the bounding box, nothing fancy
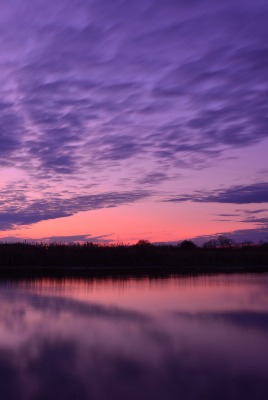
[0,275,268,400]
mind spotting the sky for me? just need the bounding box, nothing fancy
[0,0,268,244]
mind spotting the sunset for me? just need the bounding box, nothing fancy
[0,1,268,399]
[0,0,267,244]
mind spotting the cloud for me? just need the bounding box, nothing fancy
[193,226,268,245]
[0,0,267,180]
[211,208,268,227]
[241,217,268,225]
[237,209,268,214]
[217,214,238,217]
[0,189,151,230]
[43,234,112,243]
[0,234,114,244]
[165,182,268,204]
[1,285,268,400]
[0,0,268,236]
[137,172,169,185]
[4,291,149,323]
[174,311,268,332]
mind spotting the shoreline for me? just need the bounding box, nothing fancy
[0,264,268,280]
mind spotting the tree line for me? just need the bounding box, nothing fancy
[0,237,267,276]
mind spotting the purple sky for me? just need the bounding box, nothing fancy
[0,0,268,244]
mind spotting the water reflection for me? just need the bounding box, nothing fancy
[0,274,268,400]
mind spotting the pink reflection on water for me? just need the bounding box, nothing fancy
[14,273,268,313]
[0,274,268,400]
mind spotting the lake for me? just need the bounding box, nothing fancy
[0,273,268,400]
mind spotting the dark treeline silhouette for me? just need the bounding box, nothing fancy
[0,236,267,277]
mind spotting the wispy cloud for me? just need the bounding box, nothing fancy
[0,234,114,244]
[193,226,268,245]
[0,189,151,230]
[165,182,268,204]
[0,0,268,236]
[0,0,268,179]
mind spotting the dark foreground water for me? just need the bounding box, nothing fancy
[0,274,268,400]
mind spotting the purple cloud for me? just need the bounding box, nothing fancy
[0,234,113,244]
[0,0,268,235]
[193,226,268,245]
[0,189,151,230]
[0,0,267,177]
[165,182,268,204]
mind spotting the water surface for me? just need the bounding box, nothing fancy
[1,273,268,400]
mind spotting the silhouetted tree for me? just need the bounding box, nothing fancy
[203,239,218,249]
[217,235,235,248]
[241,240,254,248]
[85,241,97,247]
[135,239,153,247]
[203,235,235,248]
[178,240,197,250]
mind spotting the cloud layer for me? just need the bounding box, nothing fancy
[0,0,268,233]
[166,182,268,204]
[1,0,268,176]
[0,189,150,230]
